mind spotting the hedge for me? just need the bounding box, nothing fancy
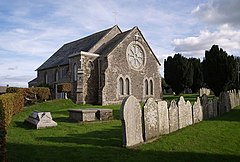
[6,87,50,104]
[0,93,14,126]
[0,93,24,162]
[57,83,72,93]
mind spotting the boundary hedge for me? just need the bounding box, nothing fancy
[0,93,24,162]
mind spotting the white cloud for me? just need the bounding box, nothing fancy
[192,0,240,28]
[173,24,240,57]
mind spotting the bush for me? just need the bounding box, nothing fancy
[0,93,23,162]
[12,93,24,115]
[6,87,19,93]
[57,83,72,93]
[0,93,14,126]
[6,87,50,104]
[33,87,50,101]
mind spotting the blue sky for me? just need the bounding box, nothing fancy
[0,0,240,87]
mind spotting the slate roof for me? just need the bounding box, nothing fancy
[37,26,114,71]
[96,29,132,55]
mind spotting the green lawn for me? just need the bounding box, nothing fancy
[6,99,240,162]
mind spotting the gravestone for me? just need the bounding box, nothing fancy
[144,98,159,141]
[207,100,214,119]
[219,92,230,115]
[192,97,203,123]
[212,97,218,117]
[120,96,143,147]
[25,111,57,129]
[178,96,192,129]
[201,94,209,119]
[157,100,169,135]
[168,100,179,133]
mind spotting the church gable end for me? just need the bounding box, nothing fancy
[101,27,162,105]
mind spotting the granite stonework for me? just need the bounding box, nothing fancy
[207,100,214,119]
[68,108,113,122]
[212,97,218,117]
[120,90,240,147]
[143,98,159,141]
[192,97,203,123]
[201,94,209,119]
[25,111,57,129]
[178,96,192,129]
[168,100,179,133]
[120,96,143,147]
[157,100,169,135]
[199,88,211,96]
[68,109,97,122]
[96,109,113,120]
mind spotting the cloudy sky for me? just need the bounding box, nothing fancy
[0,0,240,87]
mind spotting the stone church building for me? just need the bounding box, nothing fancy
[29,25,162,105]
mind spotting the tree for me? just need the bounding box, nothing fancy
[164,54,193,95]
[189,58,204,93]
[202,45,237,96]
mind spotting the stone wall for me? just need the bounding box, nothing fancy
[102,27,162,105]
[120,90,239,147]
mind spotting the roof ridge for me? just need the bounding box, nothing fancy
[63,25,117,46]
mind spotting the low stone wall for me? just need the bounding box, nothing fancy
[120,90,239,147]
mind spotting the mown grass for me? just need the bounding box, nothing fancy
[163,93,216,104]
[6,98,240,162]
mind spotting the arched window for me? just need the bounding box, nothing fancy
[119,77,124,95]
[150,79,153,95]
[125,78,130,95]
[55,70,59,82]
[73,63,77,81]
[44,72,48,84]
[145,79,148,95]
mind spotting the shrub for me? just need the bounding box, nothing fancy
[33,87,50,101]
[6,87,50,104]
[0,93,23,162]
[57,83,72,93]
[0,93,14,126]
[6,87,19,93]
[12,93,24,115]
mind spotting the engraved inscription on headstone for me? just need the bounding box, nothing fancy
[144,98,159,141]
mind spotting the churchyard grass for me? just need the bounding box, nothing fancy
[7,99,240,161]
[163,93,216,103]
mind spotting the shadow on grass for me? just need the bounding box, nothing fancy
[7,142,240,162]
[37,126,122,147]
[14,121,35,130]
[212,108,240,122]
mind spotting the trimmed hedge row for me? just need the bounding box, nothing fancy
[6,87,50,104]
[0,93,24,162]
[57,83,72,93]
[0,93,24,126]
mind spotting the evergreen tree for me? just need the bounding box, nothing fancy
[202,45,237,96]
[189,58,203,93]
[164,54,193,95]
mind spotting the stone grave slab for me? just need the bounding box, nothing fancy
[25,111,57,129]
[68,109,98,122]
